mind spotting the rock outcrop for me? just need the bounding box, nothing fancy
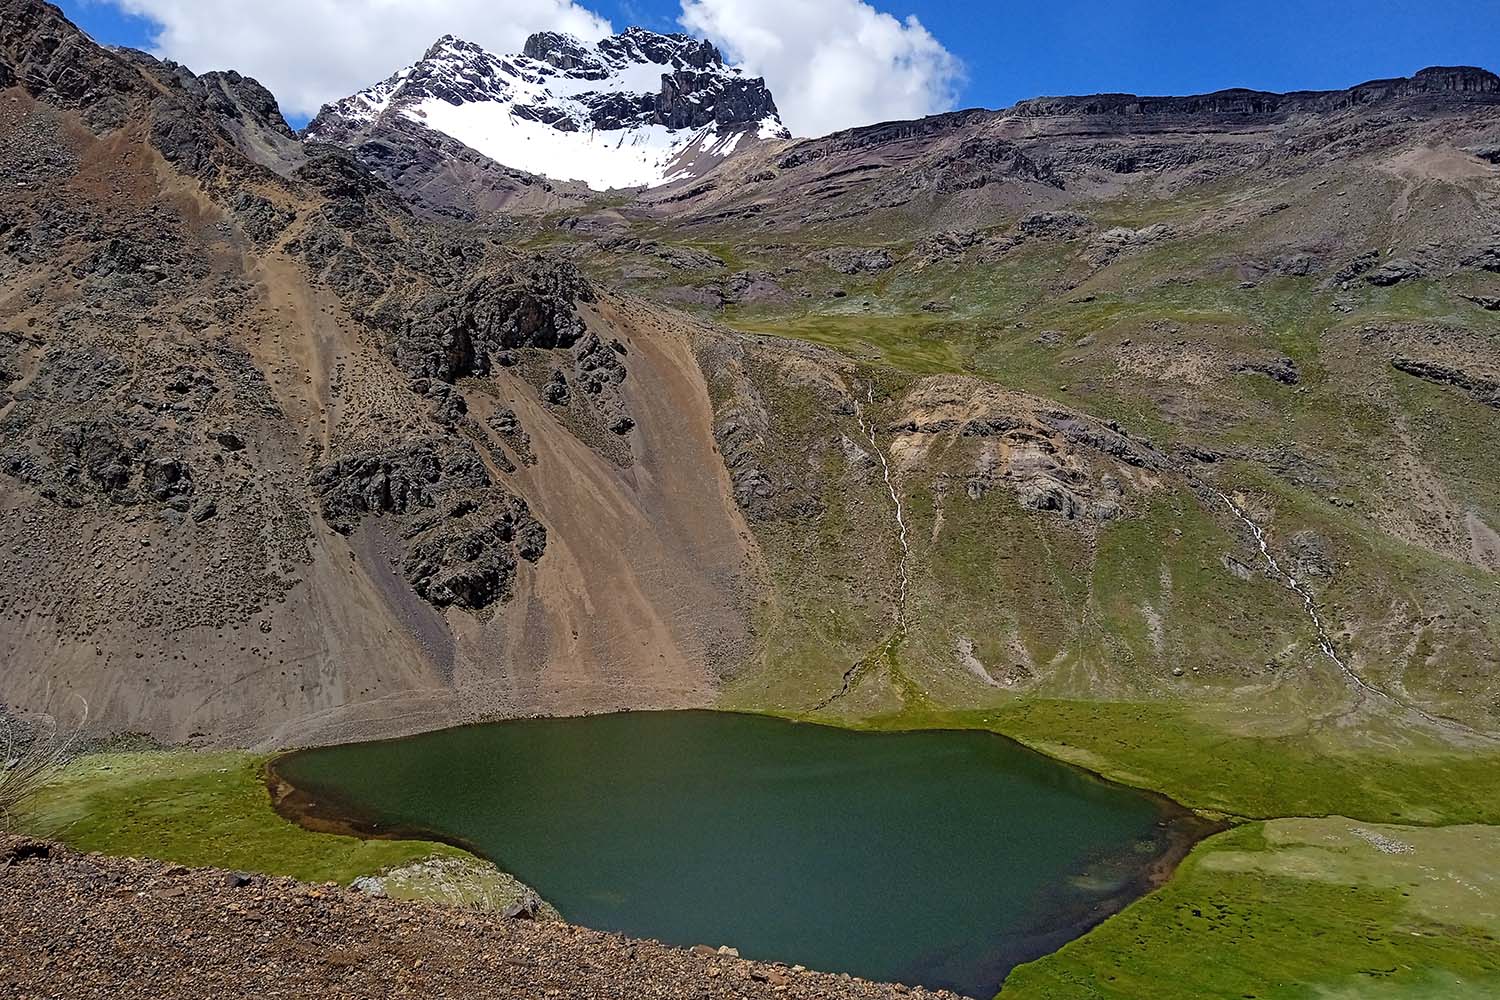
[1391,356,1500,408]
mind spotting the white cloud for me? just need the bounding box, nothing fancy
[106,0,613,119]
[678,0,962,137]
[96,0,959,136]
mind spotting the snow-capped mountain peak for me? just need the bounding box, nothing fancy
[306,28,789,192]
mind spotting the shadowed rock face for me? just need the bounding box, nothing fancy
[118,51,306,175]
[655,69,780,130]
[522,31,602,73]
[199,70,295,138]
[1391,357,1500,409]
[526,27,723,75]
[390,260,595,382]
[0,0,139,128]
[314,439,546,611]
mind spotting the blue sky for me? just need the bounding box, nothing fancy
[56,0,1500,131]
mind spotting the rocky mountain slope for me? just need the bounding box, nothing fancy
[627,64,1500,230]
[303,27,787,219]
[533,62,1500,748]
[2,0,1499,783]
[0,0,758,746]
[5,7,1500,998]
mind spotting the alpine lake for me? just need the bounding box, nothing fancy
[270,710,1211,997]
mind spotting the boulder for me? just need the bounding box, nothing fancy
[543,371,570,406]
[812,247,895,275]
[1085,224,1172,266]
[1462,242,1500,273]
[1365,258,1421,286]
[502,888,544,920]
[1233,356,1300,385]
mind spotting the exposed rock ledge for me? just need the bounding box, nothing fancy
[1,837,961,1000]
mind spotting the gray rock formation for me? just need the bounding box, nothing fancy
[1366,258,1422,286]
[1391,356,1500,408]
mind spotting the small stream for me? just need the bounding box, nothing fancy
[808,390,914,712]
[855,388,911,629]
[1212,490,1356,678]
[1213,489,1497,743]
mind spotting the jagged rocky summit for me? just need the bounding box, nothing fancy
[306,27,788,192]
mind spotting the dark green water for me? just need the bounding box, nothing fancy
[272,711,1195,997]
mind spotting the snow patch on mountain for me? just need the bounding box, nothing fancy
[307,28,788,191]
[410,100,683,191]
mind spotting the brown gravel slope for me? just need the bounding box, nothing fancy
[0,838,961,1000]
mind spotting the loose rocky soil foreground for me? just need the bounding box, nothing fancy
[0,837,961,1000]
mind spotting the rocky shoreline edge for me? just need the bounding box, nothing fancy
[1,835,965,999]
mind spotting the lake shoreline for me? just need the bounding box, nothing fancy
[2,835,968,1000]
[266,709,1231,996]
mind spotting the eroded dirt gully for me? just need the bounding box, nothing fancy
[243,295,764,753]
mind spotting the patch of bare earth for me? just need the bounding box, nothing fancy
[0,837,960,1000]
